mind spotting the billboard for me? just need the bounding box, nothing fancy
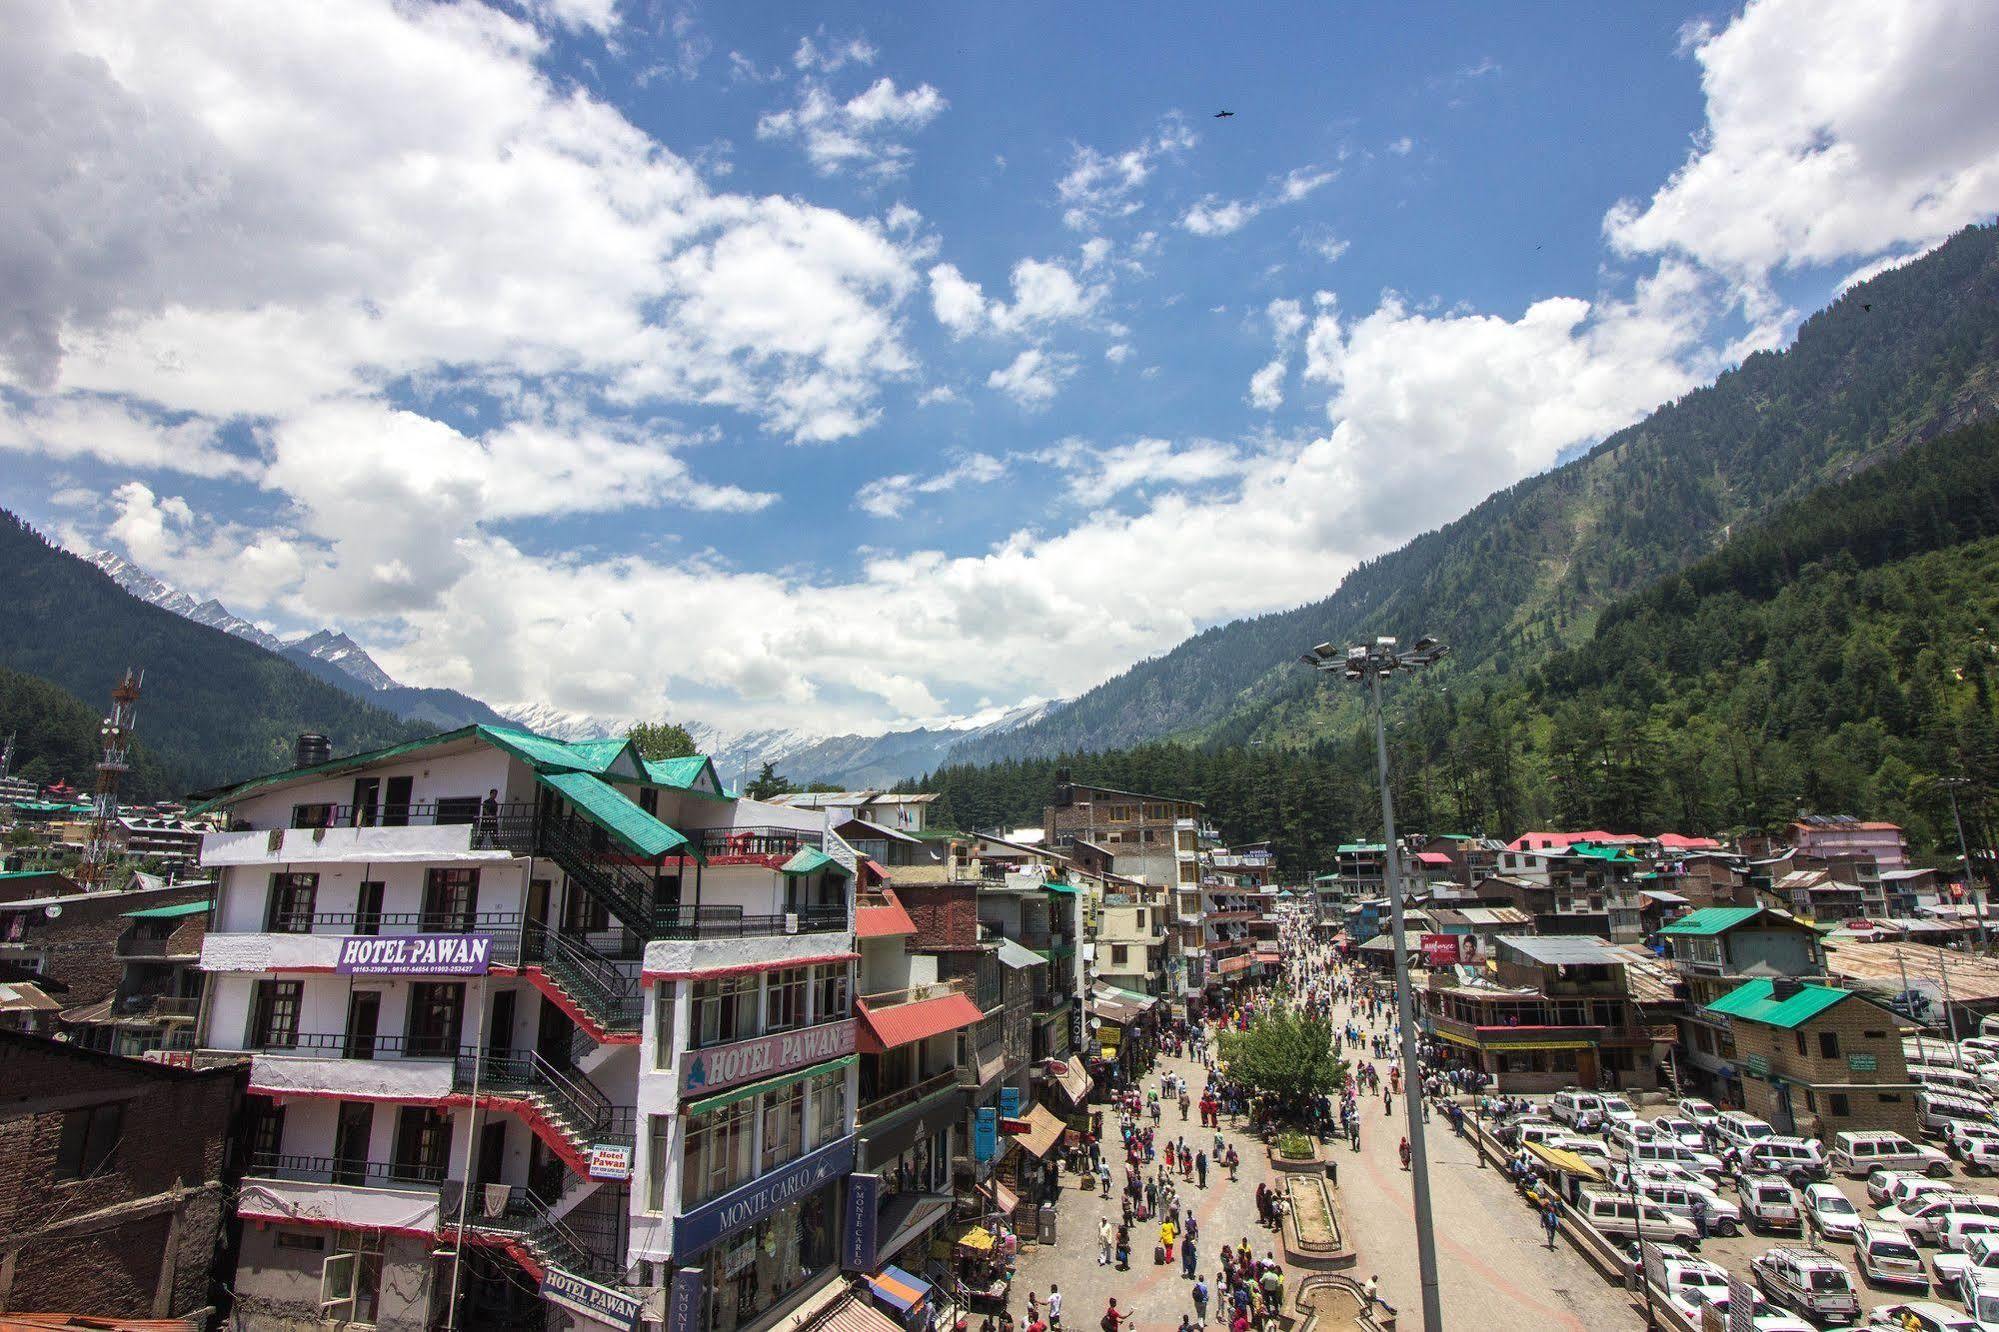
[542,1267,642,1332]
[1421,934,1481,967]
[680,1020,856,1096]
[335,933,491,976]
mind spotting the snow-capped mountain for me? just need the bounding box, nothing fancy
[688,699,1066,790]
[285,629,402,691]
[91,551,289,654]
[496,701,623,741]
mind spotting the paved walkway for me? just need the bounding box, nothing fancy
[1011,1047,1282,1332]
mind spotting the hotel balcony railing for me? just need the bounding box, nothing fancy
[696,826,825,860]
[246,1150,447,1188]
[115,993,201,1019]
[859,1068,959,1123]
[861,977,973,1009]
[652,903,846,939]
[285,801,540,854]
[248,1032,457,1060]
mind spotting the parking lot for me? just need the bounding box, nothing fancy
[1482,1092,1999,1326]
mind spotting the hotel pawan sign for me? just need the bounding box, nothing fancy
[336,934,492,976]
[681,1019,856,1094]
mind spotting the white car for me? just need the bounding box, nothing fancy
[1679,1097,1722,1128]
[1936,1234,1999,1296]
[1875,1173,1956,1212]
[1598,1094,1640,1128]
[1949,1122,1999,1174]
[1663,1257,1734,1320]
[1856,1222,1931,1290]
[1654,1115,1711,1152]
[1960,1269,1999,1326]
[1703,1296,1814,1332]
[1863,1302,1975,1332]
[1804,1183,1864,1242]
[1880,1194,1999,1244]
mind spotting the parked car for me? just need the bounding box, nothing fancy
[1947,1121,1999,1168]
[1830,1131,1954,1179]
[1881,1175,1960,1214]
[1879,1194,1999,1245]
[1552,1091,1607,1132]
[1753,1245,1862,1325]
[1630,1138,1726,1183]
[1931,1232,1999,1297]
[1862,1302,1975,1332]
[1598,1094,1640,1129]
[1680,1097,1722,1128]
[1577,1187,1702,1246]
[1701,1295,1814,1332]
[1739,1137,1831,1186]
[1661,1255,1735,1321]
[1869,1170,1933,1208]
[1635,1177,1744,1237]
[1936,1214,1999,1256]
[1855,1222,1931,1290]
[1960,1270,1999,1328]
[1738,1175,1804,1234]
[1716,1111,1779,1156]
[1918,1090,1997,1140]
[1654,1115,1711,1152]
[1803,1183,1864,1243]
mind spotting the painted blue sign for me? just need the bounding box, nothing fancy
[676,1136,856,1257]
[666,1266,704,1332]
[999,1087,1021,1118]
[974,1106,998,1162]
[843,1172,880,1272]
[541,1267,642,1332]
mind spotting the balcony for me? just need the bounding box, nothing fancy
[245,1150,447,1188]
[697,826,825,866]
[286,800,540,855]
[863,978,972,1009]
[653,903,846,940]
[114,993,201,1020]
[859,1067,959,1123]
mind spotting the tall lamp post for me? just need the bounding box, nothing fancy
[1939,777,1989,950]
[1302,634,1448,1332]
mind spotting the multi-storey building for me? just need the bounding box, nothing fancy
[190,725,860,1332]
[1787,816,1910,873]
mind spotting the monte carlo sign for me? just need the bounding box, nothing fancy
[680,1019,857,1095]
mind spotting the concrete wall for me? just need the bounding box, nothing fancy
[229,1226,437,1332]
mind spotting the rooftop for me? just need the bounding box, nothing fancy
[1704,978,1856,1029]
[1495,934,1626,967]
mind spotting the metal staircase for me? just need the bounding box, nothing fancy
[457,1048,632,1175]
[534,809,662,937]
[444,1183,613,1281]
[519,922,644,1041]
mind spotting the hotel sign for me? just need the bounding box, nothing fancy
[336,933,491,976]
[676,1136,856,1256]
[680,1019,856,1095]
[541,1266,642,1332]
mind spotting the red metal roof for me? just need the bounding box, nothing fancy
[1413,852,1453,866]
[856,887,919,939]
[856,991,984,1053]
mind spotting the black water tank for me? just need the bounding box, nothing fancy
[296,733,332,767]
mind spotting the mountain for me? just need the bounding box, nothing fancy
[90,550,513,732]
[499,701,622,742]
[1,516,425,793]
[956,224,1999,766]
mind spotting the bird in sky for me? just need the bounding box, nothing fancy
[1214,110,1234,118]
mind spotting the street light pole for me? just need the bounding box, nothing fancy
[1941,778,1988,950]
[1303,635,1448,1332]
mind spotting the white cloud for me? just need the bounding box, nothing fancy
[1246,359,1287,410]
[1267,298,1307,345]
[916,385,960,406]
[884,203,922,234]
[1038,437,1251,500]
[1605,0,1999,283]
[1105,343,1133,364]
[986,349,1074,407]
[855,452,1005,517]
[1387,136,1414,156]
[1302,227,1351,262]
[0,396,256,479]
[1180,165,1337,236]
[1057,115,1197,231]
[757,76,947,178]
[1079,237,1113,271]
[793,32,876,74]
[523,0,620,36]
[925,258,1102,338]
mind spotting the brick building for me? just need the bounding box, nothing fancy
[0,881,212,1042]
[1703,978,1918,1138]
[0,1030,247,1322]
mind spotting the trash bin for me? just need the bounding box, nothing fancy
[1038,1204,1057,1244]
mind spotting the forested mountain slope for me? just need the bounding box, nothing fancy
[0,667,175,800]
[907,417,1999,867]
[0,514,425,794]
[957,223,1999,765]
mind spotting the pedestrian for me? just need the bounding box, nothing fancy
[1161,1217,1177,1264]
[1049,1285,1062,1330]
[1361,1276,1379,1314]
[1183,1234,1199,1278]
[1197,1151,1208,1188]
[1099,1216,1113,1267]
[1102,1300,1133,1332]
[1192,1277,1210,1325]
[1541,1202,1559,1249]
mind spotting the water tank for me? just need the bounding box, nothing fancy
[295,733,332,768]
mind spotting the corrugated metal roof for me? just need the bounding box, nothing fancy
[856,992,984,1052]
[995,938,1045,970]
[855,888,918,939]
[535,771,692,860]
[1496,934,1623,966]
[1704,978,1854,1028]
[121,900,211,919]
[1658,906,1764,937]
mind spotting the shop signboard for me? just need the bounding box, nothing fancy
[675,1136,857,1256]
[666,1267,704,1332]
[1848,1053,1878,1073]
[1744,1053,1770,1076]
[844,1172,881,1272]
[336,933,491,976]
[589,1143,633,1181]
[1421,934,1480,966]
[541,1267,642,1332]
[681,1019,857,1096]
[999,1087,1021,1118]
[974,1107,998,1162]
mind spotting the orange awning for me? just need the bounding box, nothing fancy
[856,992,985,1053]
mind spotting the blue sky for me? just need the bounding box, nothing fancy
[4,0,1997,738]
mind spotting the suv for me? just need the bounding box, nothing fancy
[1947,1121,1999,1173]
[1803,1183,1863,1243]
[1552,1091,1606,1132]
[1577,1187,1701,1246]
[1715,1111,1777,1155]
[1678,1097,1722,1129]
[1831,1131,1954,1179]
[1754,1246,1861,1324]
[1879,1193,1999,1244]
[1635,1177,1744,1237]
[1936,1235,1999,1300]
[1631,1138,1725,1183]
[1739,1137,1830,1186]
[1855,1222,1931,1290]
[1738,1174,1804,1234]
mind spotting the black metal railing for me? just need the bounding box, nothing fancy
[115,992,201,1018]
[534,811,655,936]
[651,902,846,939]
[117,930,190,958]
[521,922,644,1033]
[247,1150,447,1188]
[859,1068,958,1123]
[460,1048,623,1151]
[444,1184,612,1280]
[697,826,825,860]
[286,800,539,853]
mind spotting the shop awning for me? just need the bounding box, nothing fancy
[856,991,985,1053]
[951,1222,995,1252]
[813,1293,903,1332]
[1057,1061,1093,1104]
[1012,1104,1068,1159]
[988,1180,1021,1215]
[1523,1141,1604,1182]
[867,1267,932,1314]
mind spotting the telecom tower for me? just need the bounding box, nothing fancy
[79,668,143,891]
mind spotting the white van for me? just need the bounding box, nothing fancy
[1577,1187,1701,1245]
[1918,1091,1996,1139]
[1631,1138,1725,1182]
[1737,1174,1803,1233]
[1911,1066,1991,1102]
[1830,1131,1954,1179]
[1855,1222,1930,1290]
[1738,1137,1830,1185]
[1714,1111,1777,1155]
[1552,1090,1606,1131]
[1879,1194,1999,1244]
[1908,1038,1978,1072]
[1752,1245,1861,1324]
[1635,1177,1744,1236]
[1979,1014,1999,1040]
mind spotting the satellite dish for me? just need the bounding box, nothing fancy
[44,903,62,918]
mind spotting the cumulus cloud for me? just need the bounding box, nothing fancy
[1246,360,1287,410]
[925,258,1102,338]
[757,75,948,178]
[855,452,1005,517]
[1039,437,1251,500]
[1605,0,1999,283]
[1180,165,1337,236]
[987,349,1074,407]
[1057,115,1197,231]
[793,31,877,73]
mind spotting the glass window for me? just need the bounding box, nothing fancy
[684,1100,754,1207]
[655,984,675,1071]
[391,1106,449,1182]
[766,968,808,1034]
[56,1101,124,1179]
[1819,1031,1840,1059]
[647,1113,671,1211]
[808,1069,848,1148]
[405,982,464,1058]
[421,869,480,931]
[250,979,303,1049]
[691,975,760,1048]
[811,964,850,1023]
[265,873,319,932]
[761,1082,805,1171]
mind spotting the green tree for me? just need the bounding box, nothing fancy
[628,719,697,760]
[1217,1011,1346,1119]
[745,762,794,801]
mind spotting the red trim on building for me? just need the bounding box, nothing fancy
[855,992,984,1053]
[522,967,641,1045]
[643,951,859,983]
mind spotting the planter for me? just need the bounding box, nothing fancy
[1280,1172,1355,1271]
[1268,1141,1329,1173]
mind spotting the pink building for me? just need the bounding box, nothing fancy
[1787,818,1909,872]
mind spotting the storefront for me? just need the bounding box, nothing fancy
[673,1136,856,1332]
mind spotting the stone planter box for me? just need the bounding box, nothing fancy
[1280,1171,1355,1271]
[1268,1141,1329,1173]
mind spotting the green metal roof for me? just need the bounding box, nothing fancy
[779,847,847,877]
[0,869,65,881]
[535,771,692,860]
[1566,843,1637,862]
[482,727,632,776]
[1704,978,1855,1029]
[1043,880,1080,895]
[1659,906,1766,937]
[1336,843,1386,854]
[642,755,726,796]
[122,899,212,919]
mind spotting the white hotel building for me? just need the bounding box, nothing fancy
[192,726,864,1332]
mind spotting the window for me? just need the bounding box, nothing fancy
[761,1082,805,1171]
[562,887,610,933]
[405,982,464,1057]
[684,1100,754,1207]
[655,984,675,1071]
[1818,1031,1840,1059]
[248,1100,287,1163]
[691,974,759,1048]
[250,979,303,1049]
[1864,1030,1888,1039]
[808,1069,848,1148]
[265,873,319,932]
[290,803,336,829]
[318,1232,383,1327]
[766,968,808,1033]
[640,787,660,816]
[421,868,480,931]
[647,1113,671,1212]
[56,1101,124,1179]
[276,1231,326,1251]
[1111,945,1128,966]
[391,1106,449,1182]
[812,964,850,1022]
[1795,1032,1808,1056]
[354,881,385,935]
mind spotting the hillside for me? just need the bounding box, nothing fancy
[908,417,1999,865]
[0,667,175,800]
[955,223,1999,766]
[0,515,425,793]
